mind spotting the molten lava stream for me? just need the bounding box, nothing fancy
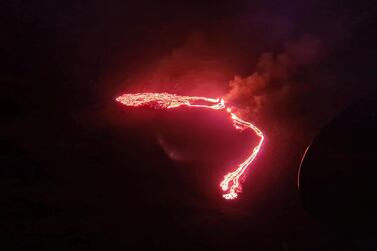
[116,92,264,200]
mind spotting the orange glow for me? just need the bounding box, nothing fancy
[116,92,264,200]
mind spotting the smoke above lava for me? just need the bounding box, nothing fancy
[121,33,330,131]
[113,33,327,157]
[225,35,323,121]
[117,33,237,97]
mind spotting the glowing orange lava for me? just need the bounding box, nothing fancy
[116,92,264,200]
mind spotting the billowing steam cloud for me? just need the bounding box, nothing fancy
[225,35,323,123]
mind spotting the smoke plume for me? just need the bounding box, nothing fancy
[225,35,324,124]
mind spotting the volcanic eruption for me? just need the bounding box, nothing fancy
[116,92,264,200]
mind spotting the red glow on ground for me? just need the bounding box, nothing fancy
[116,92,264,200]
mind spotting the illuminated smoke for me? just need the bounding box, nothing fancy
[118,33,234,97]
[116,92,264,200]
[225,35,323,121]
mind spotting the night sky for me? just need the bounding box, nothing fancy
[1,0,377,250]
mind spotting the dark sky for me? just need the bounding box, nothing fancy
[1,0,377,250]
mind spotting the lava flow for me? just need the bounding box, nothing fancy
[116,92,264,200]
